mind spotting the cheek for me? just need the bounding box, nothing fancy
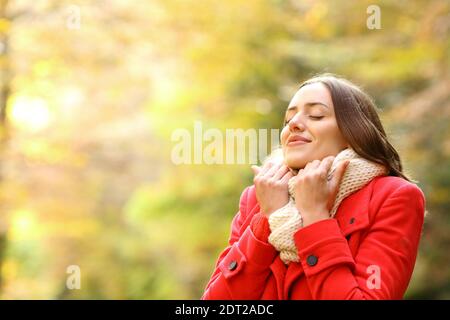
[280,127,289,143]
[314,121,343,146]
[308,120,328,139]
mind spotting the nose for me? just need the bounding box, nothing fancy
[288,114,306,132]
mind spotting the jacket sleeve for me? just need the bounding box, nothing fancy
[291,183,425,300]
[201,186,278,300]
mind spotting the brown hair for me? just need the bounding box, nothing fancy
[271,73,413,182]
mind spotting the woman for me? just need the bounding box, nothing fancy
[201,74,426,300]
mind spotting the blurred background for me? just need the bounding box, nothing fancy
[0,0,448,299]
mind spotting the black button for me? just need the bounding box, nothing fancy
[306,255,318,266]
[228,260,238,271]
[349,217,355,224]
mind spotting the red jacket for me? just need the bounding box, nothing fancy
[201,175,425,300]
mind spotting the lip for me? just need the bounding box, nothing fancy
[287,140,310,146]
[287,135,312,146]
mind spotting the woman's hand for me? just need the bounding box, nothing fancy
[251,161,294,218]
[293,156,350,227]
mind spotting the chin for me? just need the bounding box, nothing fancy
[283,146,319,169]
[283,142,316,164]
[284,155,307,170]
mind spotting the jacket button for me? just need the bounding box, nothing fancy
[306,255,318,266]
[228,260,238,271]
[349,217,355,224]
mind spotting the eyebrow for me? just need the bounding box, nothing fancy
[286,102,329,112]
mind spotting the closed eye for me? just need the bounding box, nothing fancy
[284,115,324,126]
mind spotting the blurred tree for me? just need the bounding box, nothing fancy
[0,0,11,292]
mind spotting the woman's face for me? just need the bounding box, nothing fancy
[280,82,349,170]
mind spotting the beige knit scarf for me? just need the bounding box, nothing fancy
[267,147,388,265]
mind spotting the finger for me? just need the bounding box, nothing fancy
[258,161,275,176]
[279,170,293,183]
[263,162,283,178]
[272,165,289,180]
[251,165,261,176]
[319,156,334,170]
[318,156,335,178]
[304,159,321,171]
[330,160,350,189]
